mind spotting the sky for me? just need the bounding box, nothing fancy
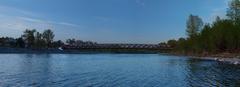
[0,0,230,44]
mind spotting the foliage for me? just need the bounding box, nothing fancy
[164,0,240,54]
[16,38,25,48]
[66,38,76,45]
[227,0,240,23]
[52,40,64,48]
[0,29,61,48]
[42,29,55,48]
[34,32,46,48]
[186,14,203,38]
[22,29,36,48]
[167,39,177,48]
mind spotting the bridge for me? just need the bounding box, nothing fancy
[62,43,172,51]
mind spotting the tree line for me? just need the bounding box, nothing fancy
[0,29,98,49]
[164,0,240,54]
[0,29,64,49]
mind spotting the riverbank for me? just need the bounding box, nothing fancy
[1,47,240,65]
[188,56,240,65]
[0,47,159,54]
[169,52,240,65]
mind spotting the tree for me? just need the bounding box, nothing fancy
[186,14,203,38]
[215,16,221,22]
[199,24,216,52]
[75,40,84,46]
[0,37,5,46]
[16,38,25,48]
[42,29,55,48]
[34,32,46,48]
[52,40,64,48]
[161,1,240,54]
[227,0,240,23]
[167,39,177,48]
[159,42,168,48]
[170,38,187,53]
[66,39,76,45]
[22,29,36,48]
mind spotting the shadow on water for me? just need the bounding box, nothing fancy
[185,58,240,87]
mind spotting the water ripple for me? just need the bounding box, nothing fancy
[0,54,240,87]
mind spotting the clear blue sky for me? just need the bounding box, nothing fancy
[0,0,229,43]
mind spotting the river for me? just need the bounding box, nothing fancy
[0,54,239,87]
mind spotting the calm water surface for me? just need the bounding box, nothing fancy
[0,54,239,87]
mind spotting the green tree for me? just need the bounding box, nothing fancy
[52,40,64,48]
[175,38,187,53]
[167,39,177,48]
[227,0,240,23]
[199,24,216,52]
[186,14,203,38]
[66,39,76,45]
[16,37,25,48]
[34,32,46,48]
[211,19,236,51]
[22,29,36,48]
[163,1,240,54]
[42,29,55,48]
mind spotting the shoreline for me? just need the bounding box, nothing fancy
[168,52,240,65]
[0,47,160,54]
[0,47,240,65]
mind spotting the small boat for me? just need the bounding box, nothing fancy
[233,61,239,65]
[58,47,63,51]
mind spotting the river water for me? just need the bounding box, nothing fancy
[0,54,239,87]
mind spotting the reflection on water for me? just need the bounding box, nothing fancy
[0,54,239,87]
